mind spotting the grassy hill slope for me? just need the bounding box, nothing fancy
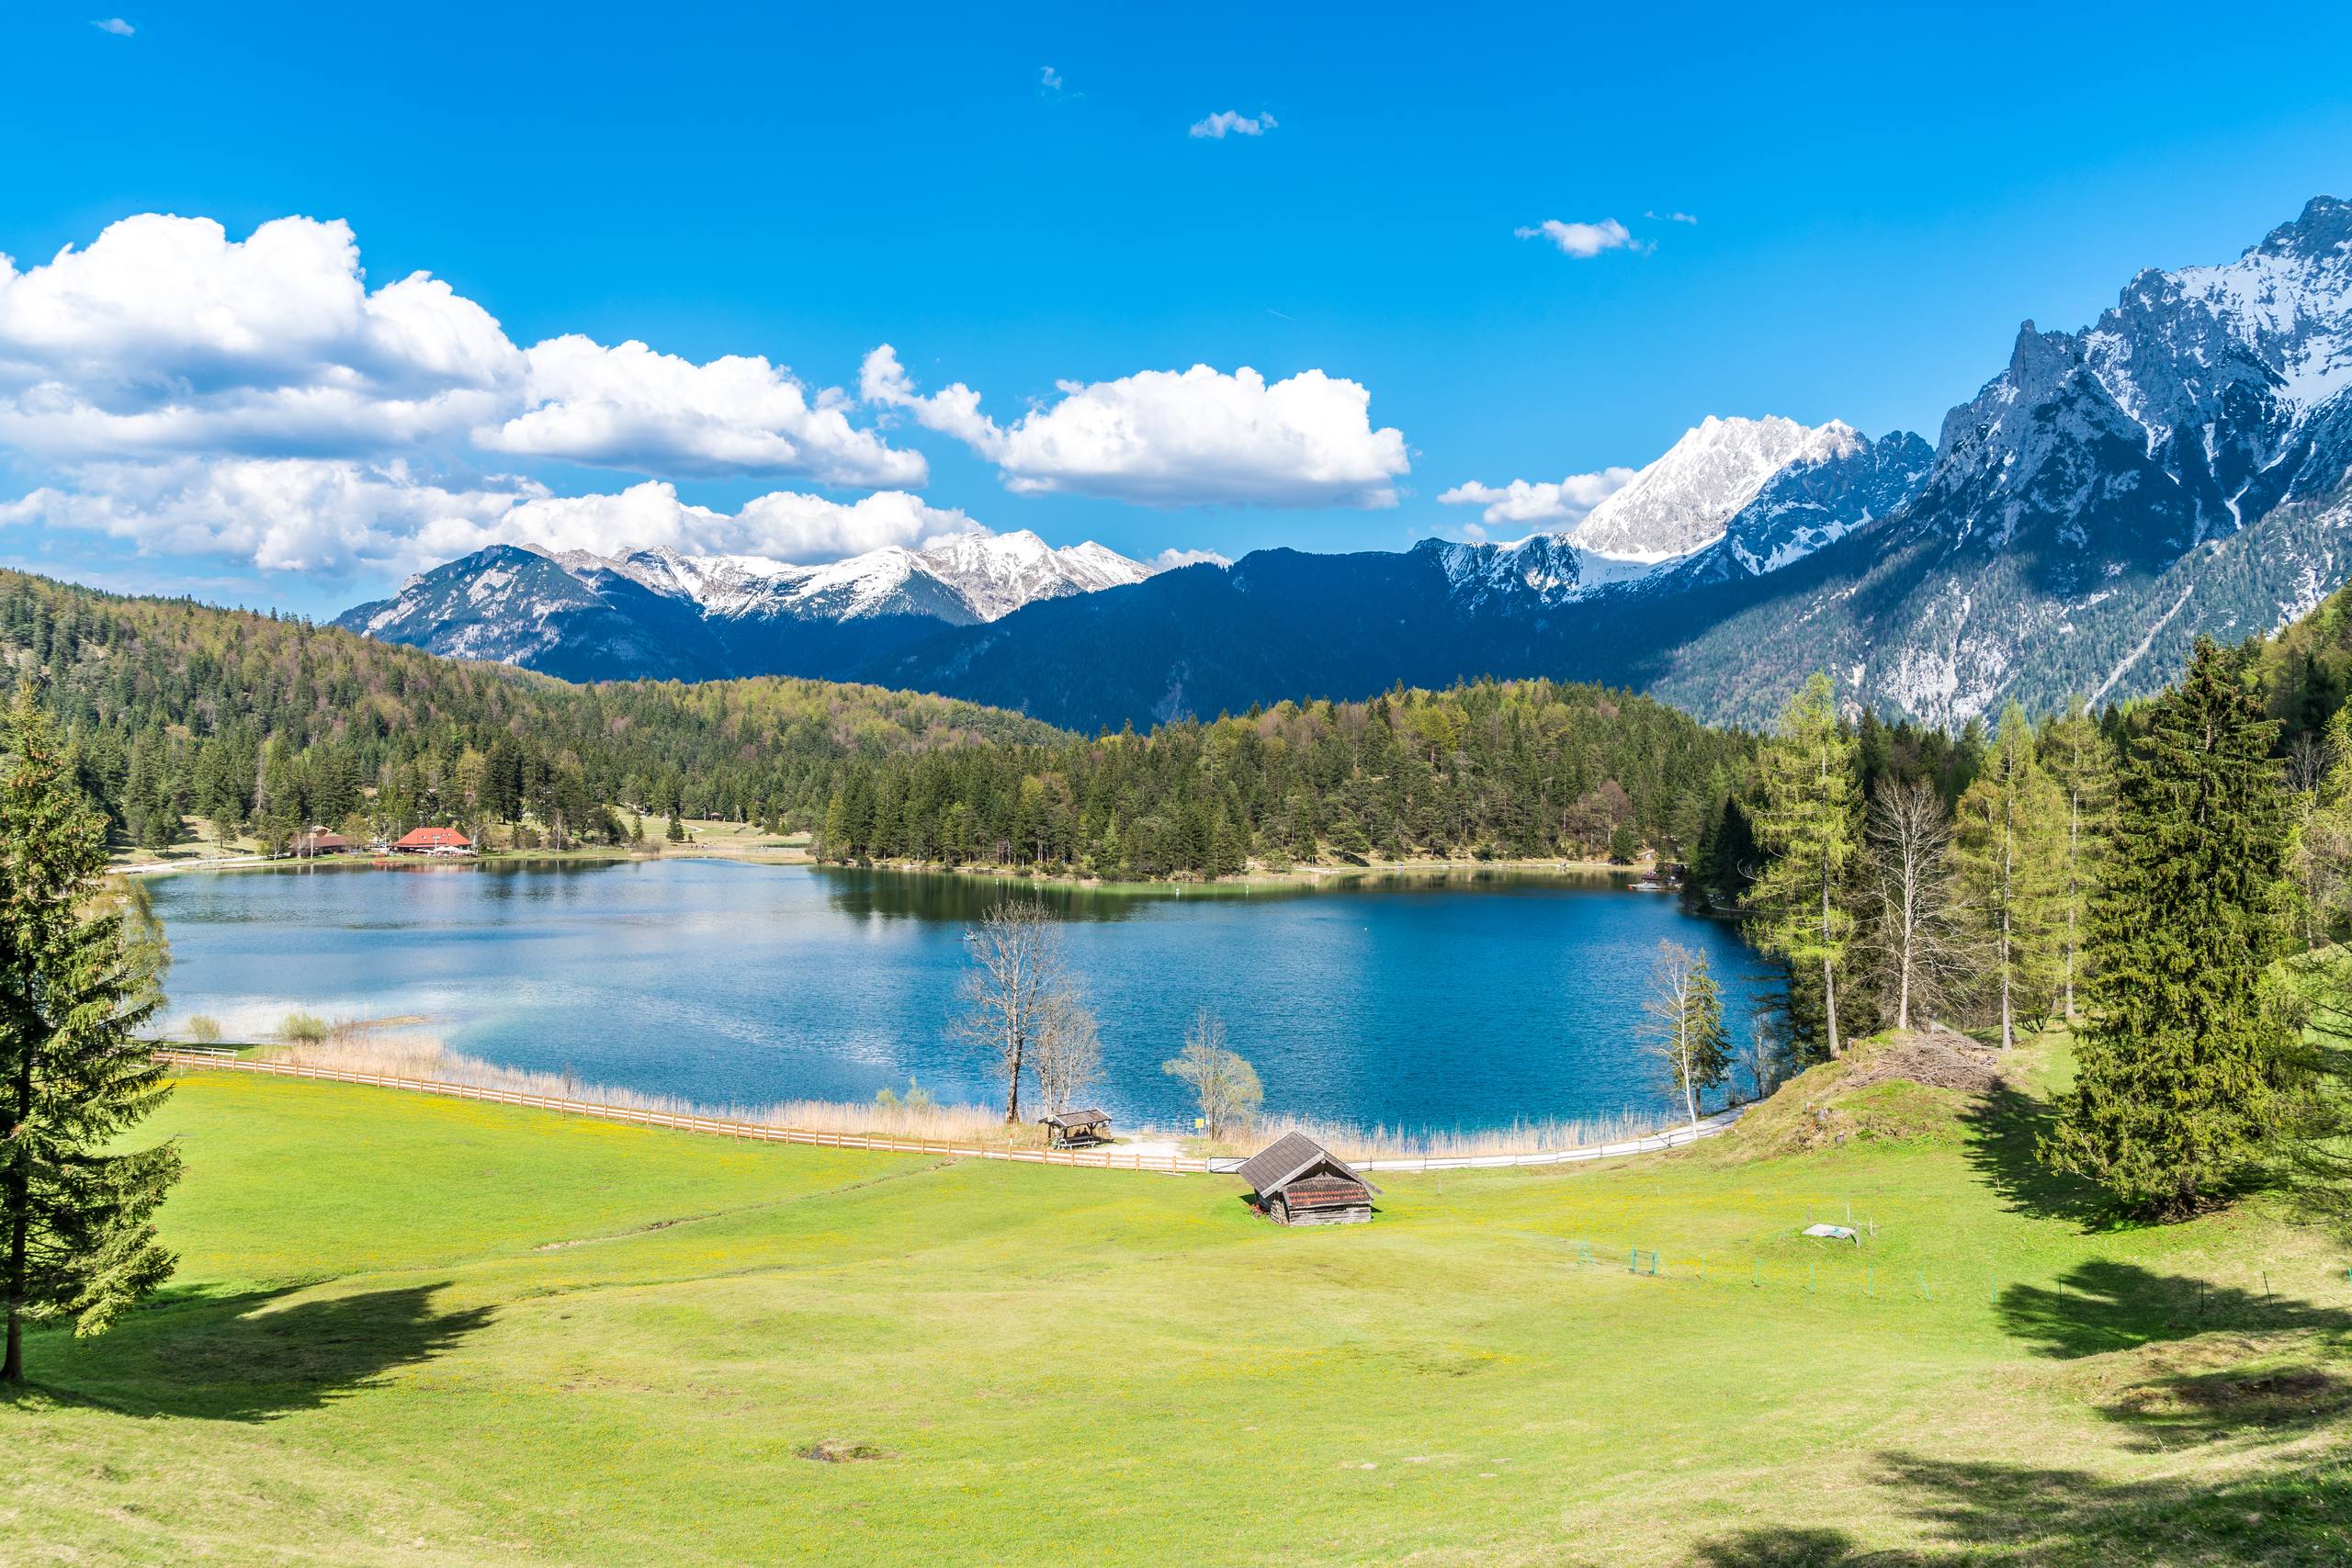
[9,1039,2350,1566]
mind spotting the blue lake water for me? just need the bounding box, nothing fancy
[144,860,1780,1132]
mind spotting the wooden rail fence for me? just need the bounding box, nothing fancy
[153,1051,1743,1175]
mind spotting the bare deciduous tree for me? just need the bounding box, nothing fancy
[1862,777,1973,1033]
[952,897,1079,1124]
[1162,1008,1261,1140]
[1030,998,1103,1118]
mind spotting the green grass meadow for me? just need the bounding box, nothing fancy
[8,1040,2352,1566]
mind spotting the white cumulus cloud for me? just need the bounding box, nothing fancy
[0,212,925,489]
[1439,468,1637,529]
[92,17,135,35]
[0,213,522,459]
[1513,218,1637,258]
[1189,110,1277,140]
[478,334,925,486]
[1646,209,1699,225]
[860,345,1407,508]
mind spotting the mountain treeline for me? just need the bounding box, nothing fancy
[816,679,1758,879]
[0,570,1066,852]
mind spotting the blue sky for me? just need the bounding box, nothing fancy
[4,0,2351,615]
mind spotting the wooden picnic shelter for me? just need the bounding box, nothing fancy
[1040,1109,1111,1148]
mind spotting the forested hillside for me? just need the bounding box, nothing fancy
[817,680,1758,879]
[0,570,1065,851]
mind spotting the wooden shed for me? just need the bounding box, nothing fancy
[292,827,354,856]
[1237,1133,1380,1226]
[1040,1109,1111,1148]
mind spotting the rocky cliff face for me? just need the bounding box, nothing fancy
[1650,196,2352,724]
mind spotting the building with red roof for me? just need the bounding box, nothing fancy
[390,826,474,854]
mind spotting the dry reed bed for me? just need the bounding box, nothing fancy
[204,1023,1689,1162]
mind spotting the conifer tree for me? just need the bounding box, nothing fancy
[2040,694,2119,1016]
[1955,702,2066,1048]
[1747,674,1860,1057]
[1,688,181,1382]
[2042,640,2295,1216]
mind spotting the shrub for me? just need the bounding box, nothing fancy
[277,1012,330,1045]
[187,1015,222,1045]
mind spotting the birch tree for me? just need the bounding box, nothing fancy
[1862,776,1970,1032]
[1747,674,1860,1056]
[951,897,1080,1124]
[1029,997,1103,1118]
[1639,940,1734,1128]
[1956,702,2066,1049]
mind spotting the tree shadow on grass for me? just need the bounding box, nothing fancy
[3,1280,491,1421]
[1687,1447,2352,1565]
[2095,1358,2352,1451]
[1687,1527,1879,1565]
[1958,1080,2112,1228]
[1996,1259,2352,1359]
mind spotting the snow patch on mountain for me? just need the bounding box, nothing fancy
[1568,415,1865,558]
[548,528,1153,626]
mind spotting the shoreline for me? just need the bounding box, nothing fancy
[153,1046,1745,1171]
[818,852,1671,894]
[116,842,1686,895]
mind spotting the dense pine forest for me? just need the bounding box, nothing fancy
[815,680,1758,879]
[0,569,1065,852]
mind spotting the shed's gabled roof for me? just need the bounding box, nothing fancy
[1044,1108,1110,1128]
[1235,1132,1380,1197]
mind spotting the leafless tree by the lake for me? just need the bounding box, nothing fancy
[1862,777,1973,1032]
[1030,997,1103,1117]
[952,897,1082,1124]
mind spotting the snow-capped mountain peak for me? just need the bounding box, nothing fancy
[1568,415,1864,559]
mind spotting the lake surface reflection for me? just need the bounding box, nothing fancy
[146,859,1780,1131]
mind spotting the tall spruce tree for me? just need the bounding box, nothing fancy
[2042,640,2295,1216]
[2040,694,2118,1016]
[1,688,181,1382]
[1747,673,1860,1057]
[1955,702,2066,1048]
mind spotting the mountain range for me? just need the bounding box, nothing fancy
[336,530,1154,684]
[339,197,2352,730]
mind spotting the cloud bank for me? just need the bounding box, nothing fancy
[0,459,965,577]
[0,213,1328,583]
[861,346,1408,508]
[1439,468,1637,529]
